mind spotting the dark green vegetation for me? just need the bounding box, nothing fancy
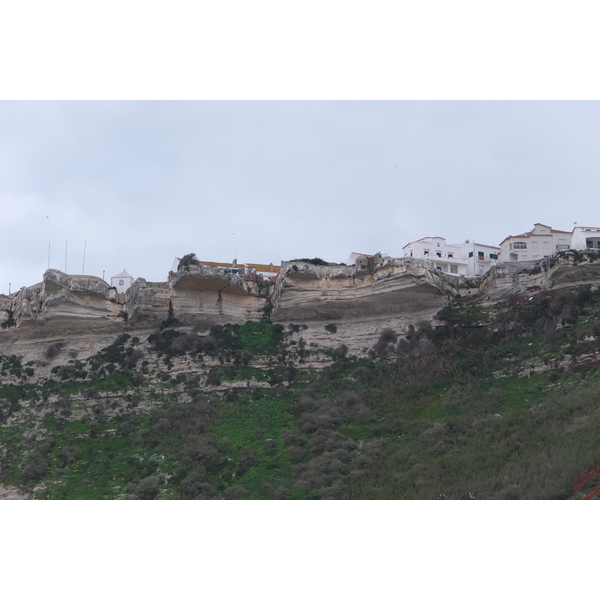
[2,287,600,499]
[290,257,331,266]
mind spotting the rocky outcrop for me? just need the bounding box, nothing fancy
[40,270,123,322]
[125,278,171,326]
[477,251,600,302]
[169,265,266,324]
[3,253,600,361]
[273,258,457,321]
[268,258,463,353]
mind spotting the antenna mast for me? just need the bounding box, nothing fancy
[82,240,87,274]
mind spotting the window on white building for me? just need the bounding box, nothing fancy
[450,265,457,274]
[448,253,453,258]
[514,242,527,249]
[436,252,442,257]
[522,255,528,260]
[543,241,549,249]
[119,279,124,286]
[478,251,484,260]
[532,241,538,248]
[490,253,498,260]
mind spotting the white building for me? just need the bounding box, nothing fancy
[111,270,134,293]
[498,223,572,262]
[402,237,500,277]
[571,226,600,251]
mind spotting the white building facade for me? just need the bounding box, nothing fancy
[571,226,600,251]
[498,223,571,262]
[402,237,500,277]
[111,270,134,293]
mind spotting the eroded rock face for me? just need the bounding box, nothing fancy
[272,258,457,321]
[169,265,266,324]
[477,253,600,302]
[269,258,461,354]
[41,270,123,319]
[2,254,600,361]
[125,278,171,326]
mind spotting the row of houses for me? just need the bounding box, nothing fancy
[112,223,600,294]
[351,223,600,278]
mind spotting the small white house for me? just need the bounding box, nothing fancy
[402,237,500,277]
[111,270,134,293]
[571,226,600,251]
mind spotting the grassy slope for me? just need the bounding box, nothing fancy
[1,288,600,500]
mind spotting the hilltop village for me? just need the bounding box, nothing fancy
[0,219,599,361]
[98,222,600,296]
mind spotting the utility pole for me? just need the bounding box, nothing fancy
[82,240,87,274]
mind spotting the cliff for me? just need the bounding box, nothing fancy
[2,252,600,362]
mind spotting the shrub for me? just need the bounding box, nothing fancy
[45,342,64,360]
[325,323,337,334]
[21,453,49,485]
[223,485,248,500]
[291,258,330,266]
[178,253,200,270]
[135,476,161,500]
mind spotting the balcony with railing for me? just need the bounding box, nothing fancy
[556,244,570,250]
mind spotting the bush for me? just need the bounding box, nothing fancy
[178,253,200,270]
[21,453,49,485]
[223,485,248,500]
[291,258,330,266]
[325,323,337,334]
[135,476,161,500]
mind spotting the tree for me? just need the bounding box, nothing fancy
[178,253,200,270]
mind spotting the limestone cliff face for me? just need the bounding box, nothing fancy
[126,265,267,326]
[41,270,123,321]
[125,278,171,326]
[477,252,600,302]
[268,258,462,353]
[2,254,600,362]
[272,258,462,322]
[169,265,266,324]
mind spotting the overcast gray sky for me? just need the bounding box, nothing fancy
[1,100,599,292]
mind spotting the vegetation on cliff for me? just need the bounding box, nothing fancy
[1,285,600,499]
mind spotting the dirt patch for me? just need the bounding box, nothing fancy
[0,485,29,500]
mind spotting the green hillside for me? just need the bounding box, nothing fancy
[2,286,600,499]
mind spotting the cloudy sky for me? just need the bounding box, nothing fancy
[1,101,599,292]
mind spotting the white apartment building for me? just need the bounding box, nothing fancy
[499,223,572,262]
[402,237,500,277]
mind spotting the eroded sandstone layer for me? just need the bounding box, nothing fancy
[2,253,600,362]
